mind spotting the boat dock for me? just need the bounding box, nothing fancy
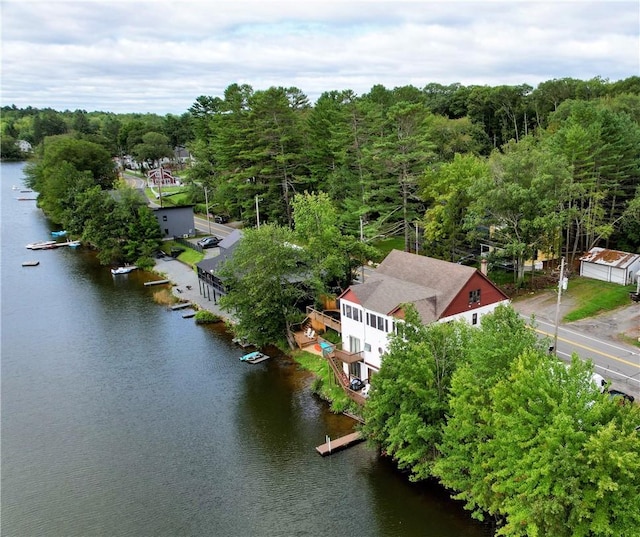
[171,302,193,310]
[26,240,74,250]
[315,431,364,456]
[22,260,40,267]
[144,279,170,286]
[246,354,270,364]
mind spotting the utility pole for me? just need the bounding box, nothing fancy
[553,257,566,356]
[204,186,212,235]
[359,216,365,283]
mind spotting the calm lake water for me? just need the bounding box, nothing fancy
[1,161,490,537]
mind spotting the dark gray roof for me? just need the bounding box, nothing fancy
[218,229,243,249]
[196,230,243,274]
[348,250,476,323]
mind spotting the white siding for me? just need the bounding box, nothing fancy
[340,299,394,379]
[439,300,510,325]
[339,298,509,382]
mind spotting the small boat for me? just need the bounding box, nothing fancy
[26,240,56,250]
[51,230,67,237]
[111,266,137,275]
[240,351,270,364]
[22,260,40,267]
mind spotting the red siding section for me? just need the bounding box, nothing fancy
[338,288,361,305]
[441,273,509,318]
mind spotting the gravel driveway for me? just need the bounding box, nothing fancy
[512,289,640,346]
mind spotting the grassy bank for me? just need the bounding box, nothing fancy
[292,350,353,413]
[563,278,636,322]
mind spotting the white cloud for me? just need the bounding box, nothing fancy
[1,0,638,114]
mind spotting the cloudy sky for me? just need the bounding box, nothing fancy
[2,0,638,115]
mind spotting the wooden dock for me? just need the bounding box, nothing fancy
[22,260,40,267]
[315,431,363,456]
[182,312,196,318]
[246,354,270,364]
[171,302,193,310]
[144,279,170,286]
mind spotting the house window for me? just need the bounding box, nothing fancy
[469,289,481,304]
[345,304,352,319]
[472,313,478,325]
[364,343,371,352]
[366,313,389,332]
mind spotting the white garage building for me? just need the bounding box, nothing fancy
[579,247,640,285]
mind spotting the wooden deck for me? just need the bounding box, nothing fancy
[293,330,317,349]
[306,306,342,333]
[315,432,364,456]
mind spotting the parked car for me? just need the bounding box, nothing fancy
[608,389,635,405]
[197,236,221,249]
[349,378,365,391]
[214,215,229,224]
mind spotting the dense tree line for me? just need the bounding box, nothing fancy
[362,305,640,536]
[4,76,638,274]
[182,77,639,278]
[23,136,161,266]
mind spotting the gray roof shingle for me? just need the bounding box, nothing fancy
[349,250,476,323]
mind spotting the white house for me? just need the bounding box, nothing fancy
[335,250,510,383]
[17,140,32,153]
[579,248,640,285]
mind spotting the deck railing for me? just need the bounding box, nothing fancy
[333,348,364,364]
[305,306,342,333]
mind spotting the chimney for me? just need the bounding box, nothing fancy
[480,258,488,276]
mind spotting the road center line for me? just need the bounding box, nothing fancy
[534,328,640,369]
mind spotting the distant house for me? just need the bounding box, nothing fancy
[196,229,243,301]
[336,250,510,383]
[579,247,640,285]
[16,140,32,153]
[152,206,196,238]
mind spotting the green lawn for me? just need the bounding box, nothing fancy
[293,351,353,413]
[563,278,636,322]
[373,237,405,258]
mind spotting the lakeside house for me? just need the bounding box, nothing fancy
[196,229,244,301]
[152,205,196,238]
[334,250,510,384]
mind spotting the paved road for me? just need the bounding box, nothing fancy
[532,317,640,395]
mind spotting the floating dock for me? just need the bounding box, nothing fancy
[171,302,193,310]
[315,432,364,456]
[26,240,73,250]
[246,354,270,364]
[144,279,170,286]
[22,260,40,267]
[182,312,196,318]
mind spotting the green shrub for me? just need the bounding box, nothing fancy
[194,310,221,324]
